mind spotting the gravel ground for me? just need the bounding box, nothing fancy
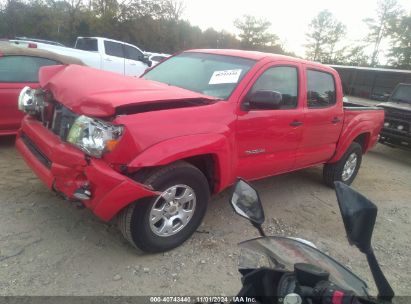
[0,136,410,297]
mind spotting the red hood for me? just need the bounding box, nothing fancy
[39,65,216,117]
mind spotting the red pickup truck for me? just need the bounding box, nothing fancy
[16,50,384,252]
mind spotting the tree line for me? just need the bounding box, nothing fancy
[0,0,242,53]
[305,0,411,69]
[0,0,409,69]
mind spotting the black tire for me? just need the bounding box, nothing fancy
[323,142,363,188]
[118,161,210,253]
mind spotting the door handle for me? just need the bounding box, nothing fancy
[331,117,341,124]
[105,57,112,61]
[290,120,303,127]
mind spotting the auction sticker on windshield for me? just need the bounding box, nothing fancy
[209,69,242,84]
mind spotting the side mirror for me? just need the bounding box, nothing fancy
[334,181,377,253]
[334,181,394,301]
[142,54,152,67]
[230,179,265,236]
[246,90,282,110]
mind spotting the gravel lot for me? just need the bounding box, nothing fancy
[1,136,410,297]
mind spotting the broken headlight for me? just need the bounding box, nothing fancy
[67,115,123,158]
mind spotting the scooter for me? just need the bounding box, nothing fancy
[230,179,394,304]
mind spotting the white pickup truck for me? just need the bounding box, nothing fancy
[11,37,151,77]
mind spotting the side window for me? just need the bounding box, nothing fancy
[250,66,299,109]
[0,56,59,83]
[124,45,143,61]
[104,41,124,58]
[75,38,98,51]
[307,70,336,108]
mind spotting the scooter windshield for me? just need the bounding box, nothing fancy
[238,236,368,296]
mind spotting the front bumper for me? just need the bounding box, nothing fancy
[16,116,156,221]
[379,129,411,149]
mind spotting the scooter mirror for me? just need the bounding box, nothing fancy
[334,181,377,253]
[230,179,265,225]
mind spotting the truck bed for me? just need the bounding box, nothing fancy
[336,102,385,157]
[343,101,383,111]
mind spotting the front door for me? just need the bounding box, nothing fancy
[235,63,304,180]
[124,45,148,77]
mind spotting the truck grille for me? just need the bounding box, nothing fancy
[384,108,411,120]
[384,108,411,134]
[38,101,78,141]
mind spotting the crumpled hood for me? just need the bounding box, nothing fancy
[378,101,411,112]
[39,65,216,117]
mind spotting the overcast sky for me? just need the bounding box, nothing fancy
[183,0,411,59]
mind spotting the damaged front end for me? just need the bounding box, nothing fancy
[16,85,157,221]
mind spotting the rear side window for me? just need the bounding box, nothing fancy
[75,38,98,51]
[0,56,59,83]
[250,66,299,109]
[307,70,336,108]
[124,45,143,61]
[104,41,124,58]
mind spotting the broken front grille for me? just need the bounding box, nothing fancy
[37,101,78,141]
[50,103,78,140]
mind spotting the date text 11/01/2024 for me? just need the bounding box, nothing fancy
[149,296,257,303]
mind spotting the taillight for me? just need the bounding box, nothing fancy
[28,43,37,48]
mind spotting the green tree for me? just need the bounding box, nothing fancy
[387,14,411,69]
[0,0,242,53]
[305,10,346,63]
[332,45,369,66]
[234,15,280,51]
[344,46,370,66]
[162,0,184,21]
[364,0,403,66]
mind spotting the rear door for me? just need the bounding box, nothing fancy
[294,66,344,168]
[124,44,148,77]
[0,55,57,135]
[102,40,125,75]
[235,62,304,180]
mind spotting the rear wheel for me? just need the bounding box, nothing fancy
[118,161,210,253]
[323,142,362,188]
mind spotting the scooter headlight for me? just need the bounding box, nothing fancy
[67,115,124,158]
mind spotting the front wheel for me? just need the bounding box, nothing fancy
[118,161,210,253]
[323,142,363,188]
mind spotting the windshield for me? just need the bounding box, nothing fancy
[390,84,411,104]
[143,52,256,100]
[239,236,368,297]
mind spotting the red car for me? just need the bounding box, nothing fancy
[0,42,82,136]
[16,50,384,252]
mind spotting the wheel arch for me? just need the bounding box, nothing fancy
[329,129,372,164]
[353,133,370,153]
[127,134,233,194]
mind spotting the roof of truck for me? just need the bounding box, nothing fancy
[187,49,313,64]
[0,42,84,65]
[76,37,145,52]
